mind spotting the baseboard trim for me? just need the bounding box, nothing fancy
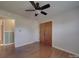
[4,43,14,46]
[0,43,14,46]
[15,41,39,48]
[53,46,79,57]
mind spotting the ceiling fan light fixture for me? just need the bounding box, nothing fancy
[35,10,40,14]
[35,13,38,16]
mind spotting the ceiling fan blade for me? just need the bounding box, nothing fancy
[25,10,35,11]
[36,2,39,8]
[40,4,50,10]
[41,11,47,15]
[30,1,37,9]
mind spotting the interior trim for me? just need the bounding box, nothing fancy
[54,46,79,57]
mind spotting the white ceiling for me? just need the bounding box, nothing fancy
[0,1,79,20]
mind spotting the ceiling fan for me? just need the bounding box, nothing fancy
[25,1,50,16]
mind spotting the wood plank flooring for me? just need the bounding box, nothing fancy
[0,42,78,58]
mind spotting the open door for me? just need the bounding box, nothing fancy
[40,21,52,47]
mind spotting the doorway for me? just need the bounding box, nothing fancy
[0,20,3,44]
[40,21,52,47]
[0,19,15,46]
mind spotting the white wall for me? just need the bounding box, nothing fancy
[32,21,39,42]
[53,7,79,55]
[38,7,79,55]
[0,9,39,47]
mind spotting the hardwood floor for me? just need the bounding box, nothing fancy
[0,42,78,58]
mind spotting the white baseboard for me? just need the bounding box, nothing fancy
[0,43,14,46]
[53,46,79,57]
[4,43,14,46]
[15,41,39,48]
